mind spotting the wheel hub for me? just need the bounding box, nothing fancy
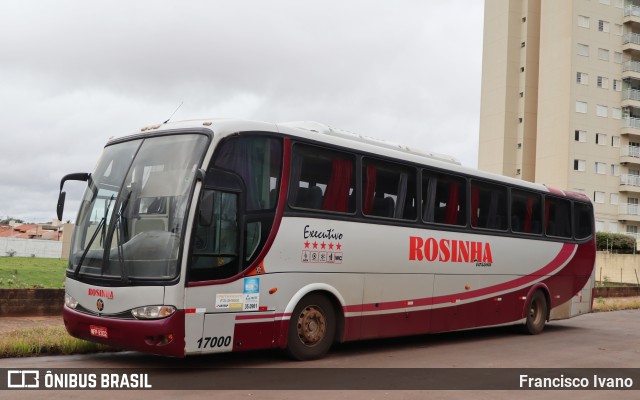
[297,306,326,346]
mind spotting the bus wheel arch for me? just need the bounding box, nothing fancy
[283,286,345,360]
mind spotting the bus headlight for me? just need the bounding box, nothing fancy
[64,293,78,309]
[131,305,176,319]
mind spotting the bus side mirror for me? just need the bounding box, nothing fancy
[199,190,215,227]
[56,172,90,221]
[56,191,67,222]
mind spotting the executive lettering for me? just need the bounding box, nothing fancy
[303,225,343,241]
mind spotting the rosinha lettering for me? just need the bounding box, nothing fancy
[409,236,493,264]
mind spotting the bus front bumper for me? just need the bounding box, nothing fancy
[63,305,185,357]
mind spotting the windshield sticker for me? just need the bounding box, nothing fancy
[302,225,344,264]
[215,294,244,309]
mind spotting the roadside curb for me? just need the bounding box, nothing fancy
[0,288,64,316]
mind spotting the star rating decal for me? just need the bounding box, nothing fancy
[301,240,344,264]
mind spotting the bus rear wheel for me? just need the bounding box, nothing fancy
[523,290,547,335]
[286,294,336,361]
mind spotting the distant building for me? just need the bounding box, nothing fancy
[478,0,637,237]
[0,223,62,241]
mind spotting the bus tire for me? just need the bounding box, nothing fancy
[286,293,336,361]
[523,290,547,335]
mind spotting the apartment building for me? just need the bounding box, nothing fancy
[478,0,640,237]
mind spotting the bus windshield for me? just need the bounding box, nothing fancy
[69,133,208,283]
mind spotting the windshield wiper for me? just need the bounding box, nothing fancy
[115,190,132,284]
[74,194,115,277]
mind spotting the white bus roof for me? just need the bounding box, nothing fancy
[116,118,564,196]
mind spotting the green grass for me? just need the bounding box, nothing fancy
[0,326,116,358]
[0,256,68,288]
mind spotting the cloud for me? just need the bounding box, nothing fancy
[0,0,483,222]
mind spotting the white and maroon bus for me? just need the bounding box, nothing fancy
[57,119,595,360]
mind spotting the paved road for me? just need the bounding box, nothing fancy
[1,310,639,399]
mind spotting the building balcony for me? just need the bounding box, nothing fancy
[623,231,640,239]
[620,116,640,138]
[622,88,640,109]
[620,145,640,165]
[623,32,640,55]
[623,60,640,80]
[620,174,640,193]
[621,117,640,136]
[619,203,640,222]
[624,5,640,24]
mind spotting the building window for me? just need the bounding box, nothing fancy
[598,20,610,33]
[597,76,609,89]
[517,143,522,149]
[596,133,607,145]
[595,162,607,174]
[577,72,589,85]
[522,17,527,23]
[521,41,526,48]
[613,79,621,91]
[612,107,622,119]
[576,101,588,113]
[614,52,623,64]
[611,193,620,205]
[611,164,620,176]
[520,66,525,72]
[594,191,605,204]
[575,130,587,142]
[596,105,608,117]
[518,117,523,123]
[516,168,521,175]
[519,92,524,98]
[598,48,610,61]
[615,24,623,36]
[577,44,589,57]
[574,159,586,171]
[578,15,590,28]
[609,222,619,234]
[612,136,621,147]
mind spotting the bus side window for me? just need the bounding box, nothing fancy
[510,189,543,235]
[362,158,417,220]
[422,170,467,226]
[545,197,572,238]
[574,202,594,239]
[470,180,508,231]
[288,144,356,213]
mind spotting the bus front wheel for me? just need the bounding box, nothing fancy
[286,293,336,361]
[523,290,547,335]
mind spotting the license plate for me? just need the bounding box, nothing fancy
[90,325,108,339]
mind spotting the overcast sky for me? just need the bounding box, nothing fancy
[0,0,484,223]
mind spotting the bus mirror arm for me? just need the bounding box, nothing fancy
[56,173,90,221]
[199,190,215,227]
[195,168,206,182]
